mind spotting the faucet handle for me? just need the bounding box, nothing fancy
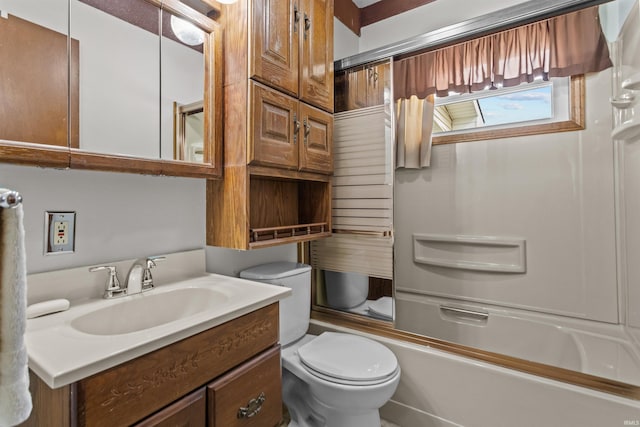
[145,256,166,269]
[141,256,165,291]
[89,265,126,299]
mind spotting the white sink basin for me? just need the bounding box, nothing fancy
[70,287,229,335]
[26,274,291,389]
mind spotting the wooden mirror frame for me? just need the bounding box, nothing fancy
[0,0,223,179]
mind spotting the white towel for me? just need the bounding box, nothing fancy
[0,198,32,426]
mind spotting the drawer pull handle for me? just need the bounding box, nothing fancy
[237,392,266,419]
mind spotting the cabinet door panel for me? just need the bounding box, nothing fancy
[251,0,298,96]
[299,102,333,174]
[134,388,205,427]
[76,304,278,427]
[250,82,299,170]
[348,68,369,110]
[299,0,333,112]
[0,13,78,149]
[368,64,386,106]
[207,346,282,427]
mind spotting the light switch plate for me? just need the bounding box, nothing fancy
[45,211,76,254]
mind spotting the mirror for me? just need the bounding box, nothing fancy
[173,101,205,162]
[319,0,640,396]
[0,0,71,166]
[70,0,161,159]
[160,11,206,163]
[0,0,221,176]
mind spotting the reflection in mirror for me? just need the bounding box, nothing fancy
[312,61,394,323]
[326,2,640,395]
[70,0,160,158]
[314,269,394,321]
[1,0,221,175]
[161,10,206,163]
[0,0,72,149]
[174,101,204,162]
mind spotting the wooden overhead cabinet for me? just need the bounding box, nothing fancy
[250,82,333,174]
[207,0,334,250]
[251,0,334,113]
[335,63,387,112]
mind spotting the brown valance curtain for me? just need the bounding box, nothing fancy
[394,5,612,170]
[394,6,613,99]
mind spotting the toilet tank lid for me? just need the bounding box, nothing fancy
[239,261,311,280]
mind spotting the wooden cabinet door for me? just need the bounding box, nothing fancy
[299,102,333,173]
[368,64,386,106]
[134,388,206,427]
[0,14,79,149]
[249,82,299,170]
[207,346,282,427]
[251,0,299,96]
[299,0,334,112]
[347,68,369,110]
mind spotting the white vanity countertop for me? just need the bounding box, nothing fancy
[26,273,290,389]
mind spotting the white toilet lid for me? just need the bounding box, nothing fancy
[297,332,398,383]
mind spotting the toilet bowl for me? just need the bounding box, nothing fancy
[282,333,400,427]
[323,270,369,309]
[239,262,400,427]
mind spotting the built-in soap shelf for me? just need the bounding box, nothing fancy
[612,118,640,141]
[622,72,640,91]
[412,233,527,273]
[611,72,640,140]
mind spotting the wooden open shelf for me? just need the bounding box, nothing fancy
[207,174,332,250]
[249,222,330,248]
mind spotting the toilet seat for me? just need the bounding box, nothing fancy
[297,332,399,386]
[368,296,393,320]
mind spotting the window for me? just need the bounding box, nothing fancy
[433,81,554,133]
[431,75,584,146]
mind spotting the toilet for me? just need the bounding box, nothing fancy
[323,270,369,309]
[240,262,400,427]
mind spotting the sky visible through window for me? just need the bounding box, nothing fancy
[477,85,552,126]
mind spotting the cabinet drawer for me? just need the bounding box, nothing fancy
[76,303,279,427]
[208,345,282,427]
[134,388,206,427]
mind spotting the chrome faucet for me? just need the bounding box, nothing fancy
[89,265,127,299]
[90,256,165,299]
[126,256,165,295]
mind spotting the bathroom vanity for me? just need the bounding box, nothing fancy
[20,250,290,427]
[24,305,281,427]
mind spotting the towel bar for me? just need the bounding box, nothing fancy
[0,190,23,208]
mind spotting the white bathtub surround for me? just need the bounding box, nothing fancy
[395,292,640,385]
[309,319,640,427]
[0,202,32,426]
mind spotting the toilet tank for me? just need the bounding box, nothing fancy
[239,262,312,346]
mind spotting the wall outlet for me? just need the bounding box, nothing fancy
[45,212,76,254]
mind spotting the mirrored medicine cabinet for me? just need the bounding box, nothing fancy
[0,0,222,177]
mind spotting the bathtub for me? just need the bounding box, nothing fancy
[395,291,640,385]
[309,318,640,427]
